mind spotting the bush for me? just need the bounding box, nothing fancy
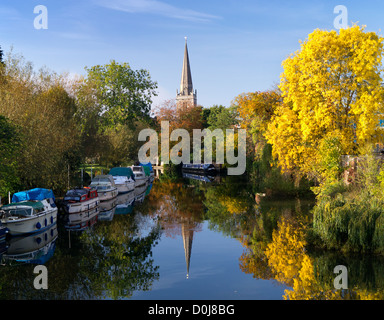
[312,190,384,253]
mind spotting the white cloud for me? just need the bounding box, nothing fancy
[94,0,220,22]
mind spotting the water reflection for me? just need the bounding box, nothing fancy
[115,190,135,215]
[179,173,384,300]
[2,173,384,300]
[2,224,58,265]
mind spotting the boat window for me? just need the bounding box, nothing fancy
[64,196,81,201]
[94,185,109,191]
[3,207,33,217]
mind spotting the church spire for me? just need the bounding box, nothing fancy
[180,37,193,95]
[176,37,197,107]
[182,223,194,279]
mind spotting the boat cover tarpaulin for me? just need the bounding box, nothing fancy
[142,166,151,177]
[140,162,153,172]
[109,167,135,179]
[12,188,55,203]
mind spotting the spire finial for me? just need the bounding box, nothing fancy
[185,36,187,43]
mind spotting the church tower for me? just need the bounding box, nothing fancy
[176,37,197,107]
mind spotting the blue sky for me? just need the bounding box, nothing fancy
[1,0,384,108]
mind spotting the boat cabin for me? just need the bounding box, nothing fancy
[64,188,98,203]
[0,201,45,220]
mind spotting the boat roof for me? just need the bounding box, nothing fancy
[91,175,116,186]
[109,167,134,178]
[12,188,55,202]
[65,188,89,196]
[2,200,45,210]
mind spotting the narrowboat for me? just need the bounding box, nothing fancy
[0,188,57,236]
[182,163,217,174]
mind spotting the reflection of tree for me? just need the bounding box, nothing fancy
[0,214,160,300]
[78,214,161,299]
[144,181,204,238]
[203,176,255,238]
[241,215,384,300]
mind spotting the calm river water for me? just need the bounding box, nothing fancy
[1,173,384,300]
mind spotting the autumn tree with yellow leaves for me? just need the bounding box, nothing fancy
[266,25,384,180]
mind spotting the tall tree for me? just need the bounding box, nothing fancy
[205,105,239,131]
[266,25,384,178]
[0,115,21,199]
[84,60,158,127]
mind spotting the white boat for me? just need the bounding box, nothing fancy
[89,175,118,201]
[0,188,57,236]
[63,187,99,214]
[131,166,148,187]
[109,167,135,194]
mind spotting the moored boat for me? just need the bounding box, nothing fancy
[131,166,148,187]
[63,187,99,214]
[109,167,135,194]
[89,175,118,201]
[182,163,217,174]
[0,188,57,236]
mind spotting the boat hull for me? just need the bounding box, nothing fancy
[2,208,57,236]
[98,188,118,201]
[65,198,99,214]
[134,178,147,187]
[115,182,135,194]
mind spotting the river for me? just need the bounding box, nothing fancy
[0,173,384,300]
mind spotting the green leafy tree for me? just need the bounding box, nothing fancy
[0,115,21,199]
[206,105,239,130]
[84,60,158,127]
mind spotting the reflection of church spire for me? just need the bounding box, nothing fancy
[182,223,194,279]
